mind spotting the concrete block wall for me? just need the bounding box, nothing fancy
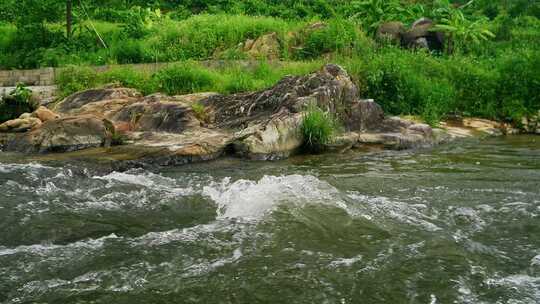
[0,63,172,87]
[0,60,257,87]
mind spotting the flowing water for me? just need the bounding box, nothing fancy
[0,136,539,304]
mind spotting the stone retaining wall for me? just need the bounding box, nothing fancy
[0,61,262,87]
[0,64,170,87]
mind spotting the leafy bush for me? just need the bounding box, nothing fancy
[153,63,217,95]
[121,6,162,39]
[56,65,98,97]
[149,14,291,61]
[112,39,151,64]
[191,102,208,122]
[0,84,37,123]
[300,104,339,152]
[496,49,540,122]
[100,67,156,95]
[432,10,495,54]
[295,19,365,59]
[354,48,456,125]
[446,57,499,118]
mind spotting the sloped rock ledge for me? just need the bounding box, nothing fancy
[0,64,526,168]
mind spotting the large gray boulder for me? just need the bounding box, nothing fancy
[56,88,141,113]
[376,21,406,45]
[203,64,359,128]
[401,18,446,52]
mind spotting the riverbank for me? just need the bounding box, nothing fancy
[0,64,536,171]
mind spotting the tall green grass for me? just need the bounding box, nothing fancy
[148,14,297,62]
[55,60,323,98]
[300,104,340,152]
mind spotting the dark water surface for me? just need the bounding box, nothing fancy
[0,136,539,303]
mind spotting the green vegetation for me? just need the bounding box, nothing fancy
[300,104,340,152]
[0,0,539,125]
[0,84,38,123]
[191,103,208,122]
[55,61,323,98]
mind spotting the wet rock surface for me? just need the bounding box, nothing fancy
[4,115,114,153]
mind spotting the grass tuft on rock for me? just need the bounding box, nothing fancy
[300,104,339,152]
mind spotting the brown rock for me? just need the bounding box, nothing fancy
[243,32,281,60]
[376,22,405,44]
[33,106,60,122]
[5,115,113,153]
[113,98,201,133]
[56,88,142,113]
[0,117,42,133]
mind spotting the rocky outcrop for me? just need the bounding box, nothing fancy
[5,115,114,153]
[203,64,358,128]
[0,64,518,167]
[243,32,281,60]
[232,114,303,160]
[377,18,447,53]
[522,111,540,134]
[33,106,60,122]
[55,88,141,113]
[376,22,405,45]
[0,106,61,133]
[0,116,42,133]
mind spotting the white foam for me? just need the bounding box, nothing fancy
[328,254,363,268]
[94,171,195,195]
[486,274,540,301]
[202,175,344,220]
[531,255,540,267]
[0,162,52,173]
[0,234,119,257]
[346,192,441,231]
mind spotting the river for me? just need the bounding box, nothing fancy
[0,135,539,303]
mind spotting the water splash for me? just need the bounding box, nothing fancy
[202,175,345,219]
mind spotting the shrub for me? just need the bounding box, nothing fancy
[112,39,150,64]
[220,69,256,94]
[56,65,98,98]
[355,48,456,125]
[496,49,540,122]
[150,14,291,61]
[121,6,162,39]
[100,67,156,95]
[191,102,208,122]
[446,57,499,118]
[0,84,38,123]
[153,63,217,95]
[300,104,339,152]
[294,19,364,59]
